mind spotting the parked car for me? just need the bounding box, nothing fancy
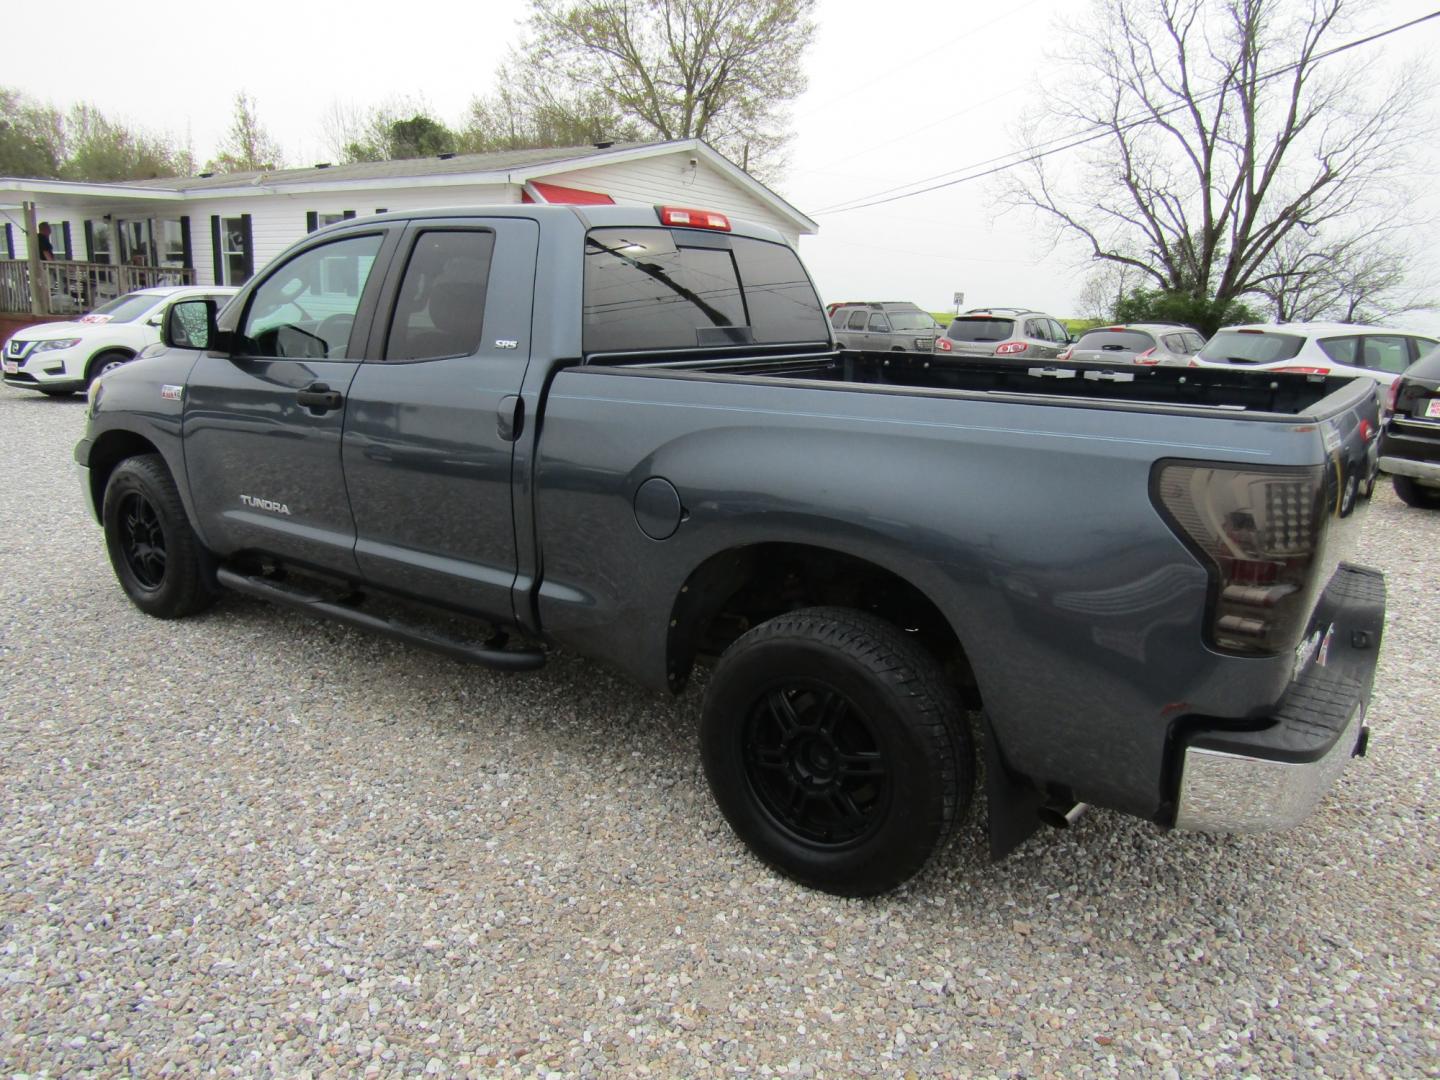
[2,286,238,396]
[1377,344,1440,508]
[1191,323,1438,388]
[934,308,1073,358]
[1059,324,1206,366]
[830,302,944,353]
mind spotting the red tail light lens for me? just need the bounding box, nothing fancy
[995,341,1028,355]
[1385,380,1400,413]
[1272,366,1330,375]
[1135,348,1159,365]
[657,205,731,231]
[1153,462,1328,656]
[935,338,952,352]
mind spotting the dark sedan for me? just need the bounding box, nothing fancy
[1378,345,1440,508]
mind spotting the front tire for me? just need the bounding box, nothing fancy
[102,454,216,618]
[86,350,131,386]
[701,607,972,896]
[1393,474,1440,509]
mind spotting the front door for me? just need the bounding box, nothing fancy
[184,228,395,576]
[342,217,539,621]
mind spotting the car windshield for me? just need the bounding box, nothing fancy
[1199,330,1305,364]
[1075,330,1154,353]
[87,292,161,324]
[888,312,938,331]
[946,317,1014,342]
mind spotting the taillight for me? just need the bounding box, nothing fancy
[657,205,731,231]
[935,338,952,352]
[1153,462,1328,656]
[1272,366,1330,375]
[1187,358,1200,368]
[1057,347,1073,361]
[995,341,1028,355]
[1135,348,1159,365]
[1385,380,1400,413]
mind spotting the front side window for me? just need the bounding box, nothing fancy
[239,233,383,358]
[582,228,825,354]
[385,229,495,361]
[868,313,890,332]
[847,310,868,330]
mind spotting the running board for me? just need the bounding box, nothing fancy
[215,567,546,671]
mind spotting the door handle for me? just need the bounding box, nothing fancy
[297,383,344,414]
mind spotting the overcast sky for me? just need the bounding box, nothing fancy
[6,0,1439,322]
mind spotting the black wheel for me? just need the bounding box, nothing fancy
[1393,475,1440,509]
[102,454,216,618]
[701,607,972,896]
[86,350,131,385]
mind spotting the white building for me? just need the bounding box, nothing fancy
[0,139,817,313]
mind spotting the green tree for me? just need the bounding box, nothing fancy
[207,91,284,173]
[506,0,816,178]
[387,115,455,159]
[1112,288,1260,336]
[60,104,192,181]
[457,77,643,153]
[0,88,64,179]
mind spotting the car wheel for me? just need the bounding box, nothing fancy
[1392,475,1440,509]
[700,606,972,897]
[102,454,217,618]
[86,350,131,386]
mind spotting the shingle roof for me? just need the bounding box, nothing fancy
[121,142,659,192]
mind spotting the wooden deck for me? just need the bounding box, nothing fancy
[0,260,197,315]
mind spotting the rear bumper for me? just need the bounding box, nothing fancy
[1378,456,1440,482]
[1174,563,1385,833]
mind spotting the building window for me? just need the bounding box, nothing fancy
[86,220,112,263]
[221,217,251,285]
[307,211,355,233]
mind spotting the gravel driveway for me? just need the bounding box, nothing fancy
[1,389,1436,1079]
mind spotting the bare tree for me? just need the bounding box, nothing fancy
[1075,259,1148,321]
[459,69,644,153]
[509,0,816,179]
[1006,0,1429,330]
[208,92,284,173]
[1256,225,1436,323]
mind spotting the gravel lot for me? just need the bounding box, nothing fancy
[1,387,1436,1079]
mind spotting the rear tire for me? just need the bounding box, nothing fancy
[700,606,972,897]
[1393,475,1440,509]
[102,454,216,618]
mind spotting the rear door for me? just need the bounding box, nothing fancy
[341,217,540,621]
[184,228,396,574]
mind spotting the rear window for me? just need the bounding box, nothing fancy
[946,317,1013,342]
[1199,330,1305,364]
[1075,330,1155,353]
[582,228,827,354]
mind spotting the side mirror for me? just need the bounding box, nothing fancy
[145,315,162,327]
[164,298,222,351]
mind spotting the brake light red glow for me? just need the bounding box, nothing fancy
[1358,418,1374,441]
[995,341,1028,355]
[935,338,953,352]
[1135,348,1159,365]
[1273,366,1330,375]
[1386,380,1400,412]
[658,205,731,231]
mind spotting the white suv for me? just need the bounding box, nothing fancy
[3,286,238,397]
[1192,322,1438,387]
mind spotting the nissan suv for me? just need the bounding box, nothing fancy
[934,308,1073,359]
[830,302,945,353]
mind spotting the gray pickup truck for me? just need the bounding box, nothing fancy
[75,205,1386,896]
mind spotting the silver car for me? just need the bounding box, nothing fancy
[830,302,945,353]
[1060,323,1207,367]
[934,308,1073,359]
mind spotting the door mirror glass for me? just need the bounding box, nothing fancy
[164,299,217,350]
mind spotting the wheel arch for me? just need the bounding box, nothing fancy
[85,429,165,522]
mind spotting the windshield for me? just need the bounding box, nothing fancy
[888,312,939,331]
[1075,330,1155,353]
[1199,330,1305,364]
[946,317,1014,342]
[87,292,161,324]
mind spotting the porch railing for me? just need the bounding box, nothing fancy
[0,260,197,316]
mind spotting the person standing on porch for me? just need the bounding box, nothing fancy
[35,222,54,261]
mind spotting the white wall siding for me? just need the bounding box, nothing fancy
[539,153,803,245]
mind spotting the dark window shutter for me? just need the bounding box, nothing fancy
[84,220,96,261]
[211,216,224,284]
[3,223,12,259]
[306,211,318,234]
[239,215,254,281]
[342,210,356,220]
[61,222,73,260]
[180,217,193,269]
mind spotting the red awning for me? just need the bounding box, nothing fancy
[523,181,616,205]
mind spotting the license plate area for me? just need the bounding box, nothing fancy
[1425,398,1440,419]
[2,360,17,375]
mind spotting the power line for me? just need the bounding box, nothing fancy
[812,8,1440,217]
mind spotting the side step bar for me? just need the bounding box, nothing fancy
[216,567,546,671]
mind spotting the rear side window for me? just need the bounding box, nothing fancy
[1199,330,1305,364]
[582,228,826,354]
[1077,330,1155,353]
[1318,337,1360,365]
[385,229,495,361]
[1361,335,1412,374]
[947,317,1014,342]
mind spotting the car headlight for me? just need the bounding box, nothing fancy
[35,338,82,352]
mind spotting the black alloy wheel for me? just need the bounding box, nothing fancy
[117,490,167,589]
[102,454,216,618]
[702,607,972,897]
